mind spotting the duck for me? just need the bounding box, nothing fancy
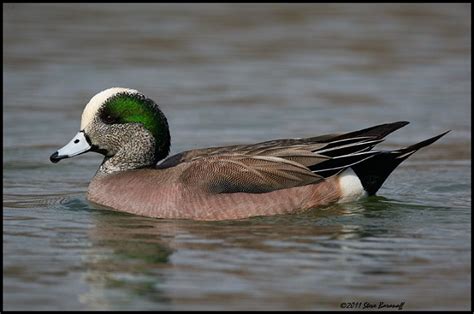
[50,87,449,221]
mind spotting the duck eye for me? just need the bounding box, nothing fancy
[102,114,117,124]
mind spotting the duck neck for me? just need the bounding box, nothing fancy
[96,133,160,176]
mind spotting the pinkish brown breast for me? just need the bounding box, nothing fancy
[87,168,342,221]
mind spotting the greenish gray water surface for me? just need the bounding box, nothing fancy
[3,3,471,310]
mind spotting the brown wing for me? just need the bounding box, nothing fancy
[179,154,324,194]
[160,137,335,167]
[158,121,409,169]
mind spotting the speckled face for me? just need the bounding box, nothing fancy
[98,92,168,144]
[50,87,171,170]
[83,90,171,161]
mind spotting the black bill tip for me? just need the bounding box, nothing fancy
[50,151,65,163]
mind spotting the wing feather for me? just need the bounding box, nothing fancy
[179,154,324,194]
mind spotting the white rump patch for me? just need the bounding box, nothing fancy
[80,87,139,130]
[337,167,367,203]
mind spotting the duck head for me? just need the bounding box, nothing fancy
[50,87,170,174]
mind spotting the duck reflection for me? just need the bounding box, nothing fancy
[79,200,395,310]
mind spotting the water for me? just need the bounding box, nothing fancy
[3,3,471,310]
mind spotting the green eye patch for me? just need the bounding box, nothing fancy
[100,92,170,160]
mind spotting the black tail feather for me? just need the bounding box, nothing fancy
[329,121,410,142]
[351,130,450,195]
[315,138,384,157]
[310,151,379,177]
[394,130,451,159]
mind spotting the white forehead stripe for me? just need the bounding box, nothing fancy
[80,87,139,130]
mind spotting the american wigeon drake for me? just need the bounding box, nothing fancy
[50,87,449,221]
